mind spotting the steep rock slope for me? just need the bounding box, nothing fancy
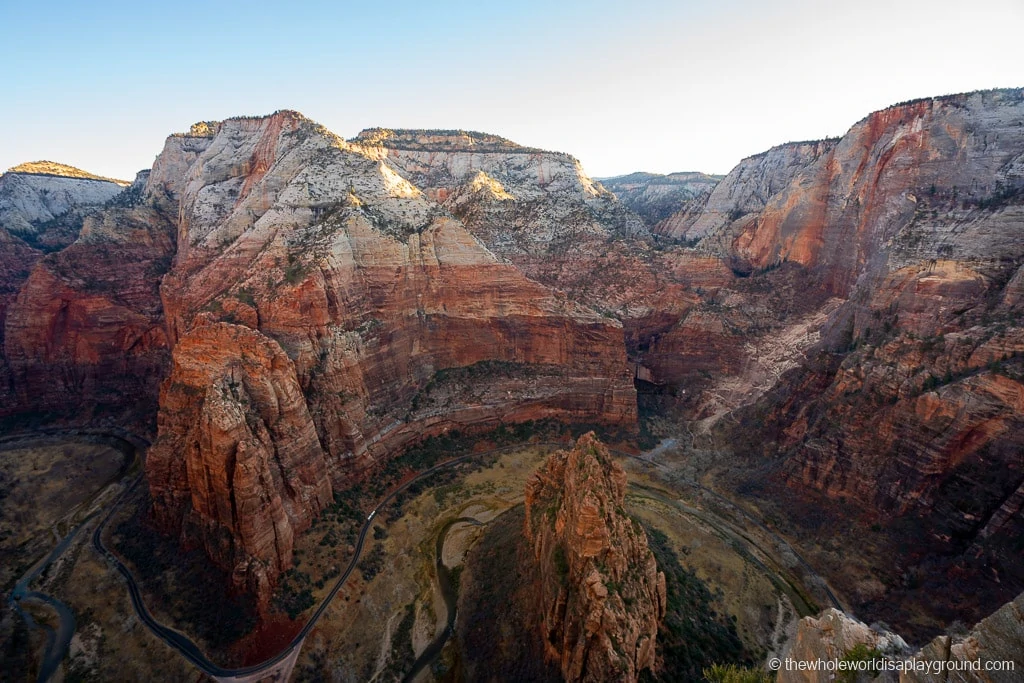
[0,164,173,424]
[144,114,637,600]
[0,162,127,250]
[355,127,645,282]
[779,591,1024,683]
[362,128,738,379]
[524,433,666,682]
[742,90,1024,526]
[649,90,1024,411]
[685,89,1024,635]
[657,141,835,244]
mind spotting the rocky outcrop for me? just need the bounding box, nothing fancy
[779,592,1024,682]
[599,171,722,228]
[778,609,908,683]
[524,433,666,682]
[0,163,170,424]
[358,127,646,272]
[903,591,1024,683]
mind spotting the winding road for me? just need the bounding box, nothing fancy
[91,444,535,679]
[4,430,141,683]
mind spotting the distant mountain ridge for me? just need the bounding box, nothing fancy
[599,170,723,228]
[7,160,129,186]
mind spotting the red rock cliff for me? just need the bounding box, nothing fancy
[524,433,666,682]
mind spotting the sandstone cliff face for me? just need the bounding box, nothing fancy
[727,91,1024,527]
[778,609,908,683]
[524,433,666,682]
[0,163,174,424]
[358,127,645,277]
[779,592,1024,683]
[1,165,177,423]
[695,90,1024,295]
[658,141,835,243]
[362,128,741,383]
[143,113,637,599]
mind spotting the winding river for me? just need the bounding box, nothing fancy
[403,516,483,682]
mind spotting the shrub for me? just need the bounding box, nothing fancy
[703,664,773,683]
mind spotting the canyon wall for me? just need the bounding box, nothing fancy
[596,171,722,229]
[680,89,1024,634]
[0,88,1021,619]
[0,165,170,424]
[141,113,636,599]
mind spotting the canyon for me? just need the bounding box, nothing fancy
[1,87,1022,679]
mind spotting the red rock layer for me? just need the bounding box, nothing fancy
[524,433,666,682]
[2,199,176,422]
[148,322,332,605]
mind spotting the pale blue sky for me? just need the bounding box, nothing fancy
[2,0,1022,180]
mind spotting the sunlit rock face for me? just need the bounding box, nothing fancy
[0,162,127,244]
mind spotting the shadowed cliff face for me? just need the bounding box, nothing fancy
[0,167,175,424]
[0,165,131,410]
[598,171,723,229]
[524,433,666,683]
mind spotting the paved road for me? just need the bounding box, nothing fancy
[609,444,843,611]
[5,430,141,683]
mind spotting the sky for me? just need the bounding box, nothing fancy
[2,0,1022,180]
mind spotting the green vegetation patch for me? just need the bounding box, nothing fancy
[113,492,257,649]
[642,524,749,682]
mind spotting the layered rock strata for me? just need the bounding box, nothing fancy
[0,164,170,423]
[597,171,722,229]
[143,114,637,600]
